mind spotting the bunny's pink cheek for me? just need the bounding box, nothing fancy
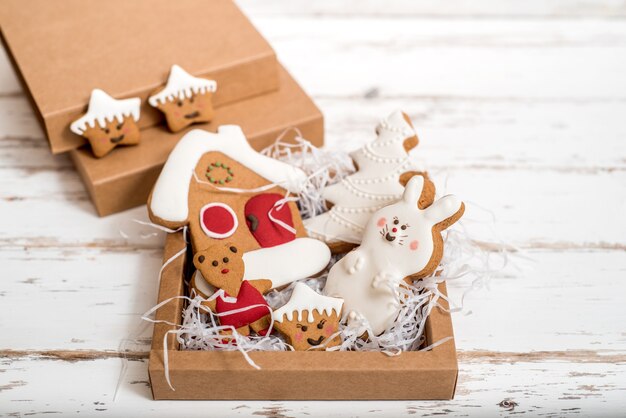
[377,217,387,227]
[324,325,334,337]
[410,240,419,251]
[295,332,303,342]
[123,128,130,134]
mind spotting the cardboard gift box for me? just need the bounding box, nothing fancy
[70,65,324,216]
[0,0,279,153]
[148,231,459,400]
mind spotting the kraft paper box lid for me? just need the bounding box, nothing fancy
[0,0,279,154]
[70,65,324,217]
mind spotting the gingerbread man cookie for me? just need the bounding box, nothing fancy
[305,110,429,252]
[148,126,331,290]
[70,89,141,158]
[148,64,217,132]
[273,283,343,351]
[324,175,464,335]
[193,243,273,336]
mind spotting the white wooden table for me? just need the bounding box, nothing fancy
[1,1,625,416]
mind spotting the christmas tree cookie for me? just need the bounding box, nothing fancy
[304,110,432,252]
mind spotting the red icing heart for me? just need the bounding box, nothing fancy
[244,193,295,248]
[200,203,238,239]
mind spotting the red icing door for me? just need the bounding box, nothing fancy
[244,193,296,248]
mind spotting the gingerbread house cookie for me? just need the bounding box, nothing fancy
[148,65,217,132]
[148,125,331,291]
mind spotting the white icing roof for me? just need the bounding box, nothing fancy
[70,89,140,135]
[149,125,307,223]
[273,283,343,323]
[148,64,217,107]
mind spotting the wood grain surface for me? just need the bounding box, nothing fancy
[1,0,625,416]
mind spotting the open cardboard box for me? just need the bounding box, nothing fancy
[148,231,459,400]
[70,65,324,217]
[0,0,279,153]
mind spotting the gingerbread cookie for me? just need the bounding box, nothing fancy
[148,126,331,290]
[305,110,429,252]
[324,175,464,335]
[70,89,141,158]
[193,243,272,336]
[273,283,343,351]
[148,64,217,132]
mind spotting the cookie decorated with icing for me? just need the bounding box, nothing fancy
[70,89,141,158]
[305,110,431,252]
[148,125,331,291]
[324,175,464,335]
[149,65,217,132]
[193,242,273,336]
[273,283,343,351]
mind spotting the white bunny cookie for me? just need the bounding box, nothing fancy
[323,175,464,335]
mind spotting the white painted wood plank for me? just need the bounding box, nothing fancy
[3,97,626,171]
[0,248,162,352]
[2,20,626,100]
[2,248,624,355]
[253,19,626,100]
[237,0,626,18]
[2,168,623,248]
[1,356,624,416]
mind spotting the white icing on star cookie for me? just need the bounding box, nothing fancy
[304,110,423,245]
[148,64,217,107]
[323,175,463,335]
[70,89,140,135]
[149,125,307,223]
[274,282,343,323]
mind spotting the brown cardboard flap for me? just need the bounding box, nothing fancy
[70,65,324,217]
[0,0,278,153]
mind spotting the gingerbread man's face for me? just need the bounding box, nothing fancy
[275,310,341,351]
[193,243,244,296]
[156,91,214,132]
[82,116,140,158]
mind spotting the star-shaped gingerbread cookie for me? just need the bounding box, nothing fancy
[148,65,217,132]
[70,89,141,158]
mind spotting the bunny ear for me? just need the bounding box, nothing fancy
[402,175,425,205]
[425,195,464,225]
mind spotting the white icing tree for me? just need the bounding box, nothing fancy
[304,110,423,245]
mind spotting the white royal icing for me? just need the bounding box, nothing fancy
[323,175,463,335]
[70,89,140,135]
[149,126,308,223]
[242,238,331,289]
[273,283,343,323]
[148,64,217,107]
[304,110,423,245]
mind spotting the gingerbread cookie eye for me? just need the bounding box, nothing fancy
[229,246,237,253]
[198,255,205,263]
[199,202,238,239]
[317,319,326,329]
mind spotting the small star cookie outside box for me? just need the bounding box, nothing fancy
[70,89,141,158]
[148,65,217,132]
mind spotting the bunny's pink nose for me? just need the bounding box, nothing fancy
[392,227,397,233]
